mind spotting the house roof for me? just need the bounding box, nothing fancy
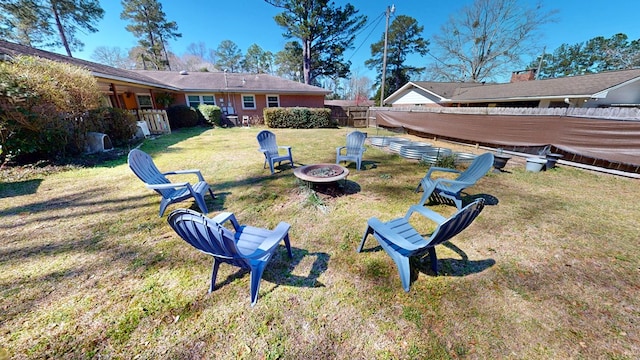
[0,39,175,90]
[448,69,640,103]
[388,69,640,104]
[0,40,328,96]
[135,70,331,95]
[406,81,486,100]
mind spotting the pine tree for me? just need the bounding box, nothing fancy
[265,0,366,85]
[0,0,104,57]
[120,0,181,70]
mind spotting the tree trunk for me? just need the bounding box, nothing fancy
[51,0,72,57]
[303,38,311,85]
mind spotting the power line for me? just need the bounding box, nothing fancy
[346,11,386,63]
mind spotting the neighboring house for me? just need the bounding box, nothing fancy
[0,40,330,120]
[385,69,640,108]
[136,70,329,121]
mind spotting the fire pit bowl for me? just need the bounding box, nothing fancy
[294,163,349,184]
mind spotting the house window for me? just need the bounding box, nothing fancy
[266,95,280,108]
[242,94,256,109]
[187,95,216,108]
[201,95,215,105]
[187,95,200,108]
[137,94,153,109]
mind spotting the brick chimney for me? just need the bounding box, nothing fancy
[510,69,537,82]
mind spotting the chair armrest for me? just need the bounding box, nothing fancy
[425,166,461,179]
[279,146,292,155]
[404,205,447,225]
[431,178,475,189]
[163,169,205,182]
[368,218,425,251]
[244,222,291,259]
[210,212,240,231]
[146,182,190,190]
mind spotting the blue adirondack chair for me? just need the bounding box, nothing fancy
[167,209,293,306]
[257,130,294,174]
[128,149,214,216]
[358,198,485,291]
[416,152,494,209]
[336,130,367,170]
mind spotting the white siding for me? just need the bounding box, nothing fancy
[391,89,440,106]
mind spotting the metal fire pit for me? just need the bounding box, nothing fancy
[294,163,349,184]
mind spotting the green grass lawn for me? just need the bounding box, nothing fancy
[1,126,639,359]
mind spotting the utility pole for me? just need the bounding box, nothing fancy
[379,4,395,106]
[535,46,546,80]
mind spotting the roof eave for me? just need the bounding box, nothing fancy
[444,94,594,103]
[93,72,180,91]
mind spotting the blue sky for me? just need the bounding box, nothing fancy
[72,0,640,81]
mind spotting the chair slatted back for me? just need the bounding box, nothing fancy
[428,199,485,246]
[457,152,494,183]
[345,131,366,156]
[167,210,247,268]
[128,149,172,196]
[257,130,279,158]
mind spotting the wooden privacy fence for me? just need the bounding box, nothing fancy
[130,109,171,135]
[326,106,369,127]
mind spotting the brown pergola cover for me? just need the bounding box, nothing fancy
[374,111,640,167]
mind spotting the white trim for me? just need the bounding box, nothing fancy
[186,94,217,107]
[241,94,256,109]
[266,94,280,107]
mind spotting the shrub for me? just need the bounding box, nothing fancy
[166,105,201,128]
[435,154,457,169]
[198,104,222,127]
[85,107,137,146]
[0,55,102,163]
[154,92,175,109]
[263,107,335,128]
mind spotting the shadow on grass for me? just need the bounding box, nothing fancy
[201,247,329,298]
[301,179,361,197]
[414,242,495,277]
[362,241,494,282]
[423,192,500,208]
[0,178,43,198]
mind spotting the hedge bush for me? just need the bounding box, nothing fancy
[263,107,335,128]
[166,105,202,128]
[198,104,222,127]
[0,55,103,163]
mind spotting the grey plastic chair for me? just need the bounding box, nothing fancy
[416,152,494,209]
[336,130,367,170]
[257,130,294,174]
[128,149,214,216]
[358,199,485,291]
[167,209,293,306]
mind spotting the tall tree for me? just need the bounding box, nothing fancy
[0,0,104,56]
[265,0,366,85]
[532,34,640,79]
[274,41,303,81]
[215,40,243,72]
[365,15,429,104]
[121,0,181,70]
[429,0,556,82]
[241,44,273,74]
